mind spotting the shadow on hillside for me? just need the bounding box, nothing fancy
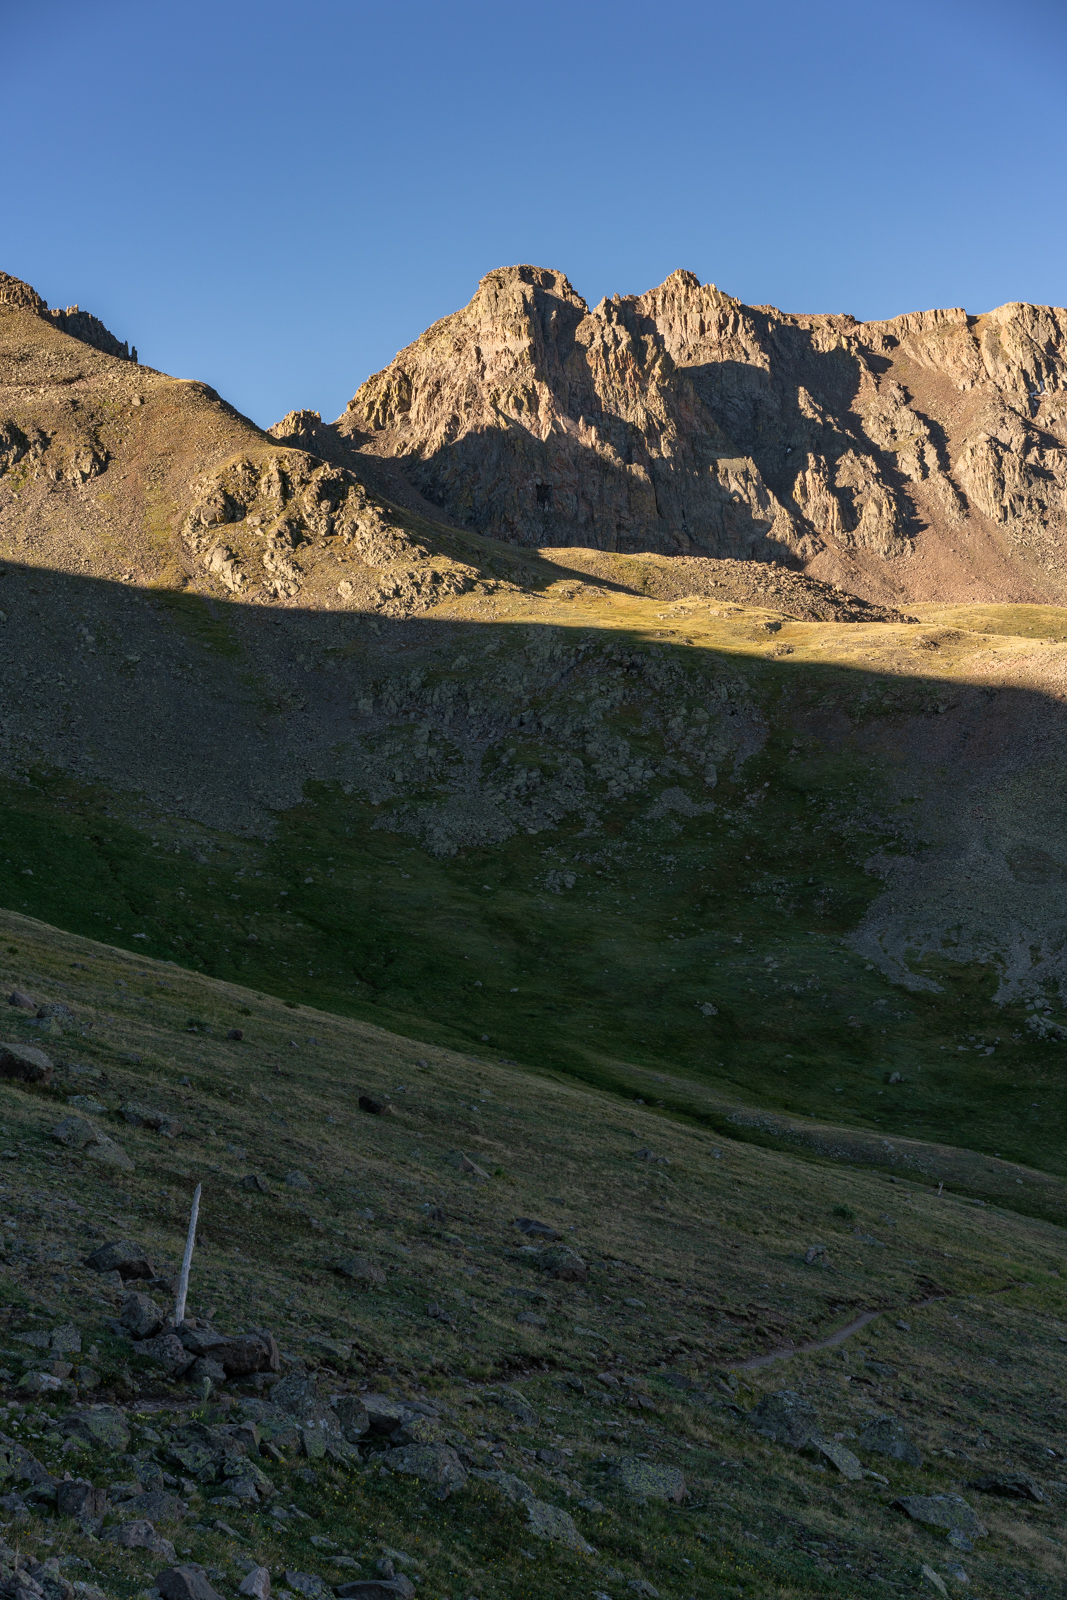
[3,558,1067,1187]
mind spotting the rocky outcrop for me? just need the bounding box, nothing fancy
[328,265,1067,603]
[0,271,136,360]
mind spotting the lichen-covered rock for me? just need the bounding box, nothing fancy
[120,1292,164,1340]
[859,1414,922,1467]
[746,1390,819,1450]
[0,1042,53,1085]
[613,1458,686,1503]
[474,1470,594,1552]
[50,1117,134,1168]
[104,1519,176,1562]
[381,1443,467,1494]
[892,1493,987,1540]
[60,1406,131,1453]
[120,1102,181,1137]
[138,1333,195,1376]
[83,1239,154,1279]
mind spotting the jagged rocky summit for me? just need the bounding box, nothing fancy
[0,269,138,363]
[284,264,1067,607]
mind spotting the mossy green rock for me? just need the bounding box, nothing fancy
[615,1458,686,1502]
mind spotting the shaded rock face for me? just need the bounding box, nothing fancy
[333,264,1067,604]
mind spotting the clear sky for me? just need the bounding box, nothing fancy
[3,0,1066,429]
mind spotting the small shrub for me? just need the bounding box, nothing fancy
[832,1204,855,1220]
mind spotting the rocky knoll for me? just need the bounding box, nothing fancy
[328,265,1067,607]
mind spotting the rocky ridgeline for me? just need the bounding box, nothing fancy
[0,272,136,363]
[328,264,1067,603]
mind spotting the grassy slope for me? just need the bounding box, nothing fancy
[0,911,1065,1600]
[0,592,1064,1192]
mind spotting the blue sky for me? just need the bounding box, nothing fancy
[3,0,1066,428]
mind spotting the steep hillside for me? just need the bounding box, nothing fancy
[0,273,488,619]
[327,265,1067,608]
[0,911,1065,1600]
[1,276,1066,1218]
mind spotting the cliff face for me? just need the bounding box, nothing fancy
[331,265,1067,604]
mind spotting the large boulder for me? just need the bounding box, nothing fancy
[60,1406,131,1453]
[121,1102,182,1138]
[381,1443,467,1495]
[613,1458,686,1503]
[177,1325,279,1378]
[155,1566,226,1600]
[120,1292,164,1340]
[56,1479,107,1519]
[0,1042,53,1085]
[84,1239,153,1280]
[334,1396,370,1441]
[859,1414,922,1467]
[50,1118,133,1169]
[474,1470,594,1552]
[746,1390,819,1450]
[138,1333,196,1376]
[105,1519,176,1562]
[893,1494,987,1542]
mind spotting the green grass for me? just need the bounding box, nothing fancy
[0,645,1056,1187]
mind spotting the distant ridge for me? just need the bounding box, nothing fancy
[312,263,1067,608]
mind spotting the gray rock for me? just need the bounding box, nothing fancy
[811,1435,863,1481]
[746,1390,819,1450]
[474,1470,593,1551]
[284,1573,331,1600]
[613,1458,686,1503]
[334,1255,386,1287]
[334,1397,370,1441]
[120,1292,164,1340]
[105,1519,176,1562]
[7,989,37,1010]
[84,1239,153,1279]
[50,1116,134,1169]
[357,1096,392,1116]
[238,1570,271,1600]
[334,1582,415,1600]
[892,1494,987,1541]
[285,1171,313,1190]
[155,1565,226,1600]
[121,1102,181,1138]
[139,1333,196,1376]
[803,1245,831,1266]
[967,1472,1044,1502]
[121,1490,188,1522]
[859,1415,922,1468]
[0,1041,54,1085]
[241,1174,271,1193]
[381,1443,467,1494]
[360,1395,414,1434]
[61,1406,131,1453]
[513,1217,561,1240]
[56,1480,107,1519]
[920,1566,949,1596]
[190,1358,228,1387]
[536,1246,588,1283]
